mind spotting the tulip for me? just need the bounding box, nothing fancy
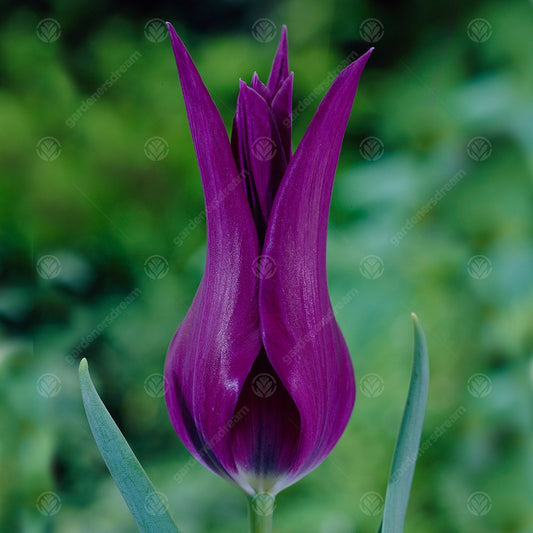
[164,22,372,503]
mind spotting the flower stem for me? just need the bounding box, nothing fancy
[248,494,275,533]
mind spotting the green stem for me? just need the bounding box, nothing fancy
[248,494,275,533]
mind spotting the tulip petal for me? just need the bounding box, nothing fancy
[230,350,301,493]
[232,82,288,239]
[259,49,373,489]
[266,26,289,97]
[251,72,270,100]
[165,23,261,481]
[270,73,293,161]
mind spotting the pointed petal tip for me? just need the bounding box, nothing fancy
[267,24,289,94]
[357,47,374,64]
[341,47,373,80]
[278,26,288,54]
[166,21,175,35]
[166,22,183,50]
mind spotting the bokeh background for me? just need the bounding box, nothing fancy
[1,0,532,531]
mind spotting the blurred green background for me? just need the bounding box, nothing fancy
[1,0,532,531]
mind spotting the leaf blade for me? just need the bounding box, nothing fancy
[379,313,429,533]
[79,358,179,533]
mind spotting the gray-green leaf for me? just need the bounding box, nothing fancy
[378,313,429,533]
[79,358,179,533]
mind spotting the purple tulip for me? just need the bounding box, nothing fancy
[165,22,372,496]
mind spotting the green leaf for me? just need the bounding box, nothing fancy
[378,313,429,533]
[79,358,180,533]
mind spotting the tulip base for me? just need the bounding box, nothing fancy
[248,494,275,533]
